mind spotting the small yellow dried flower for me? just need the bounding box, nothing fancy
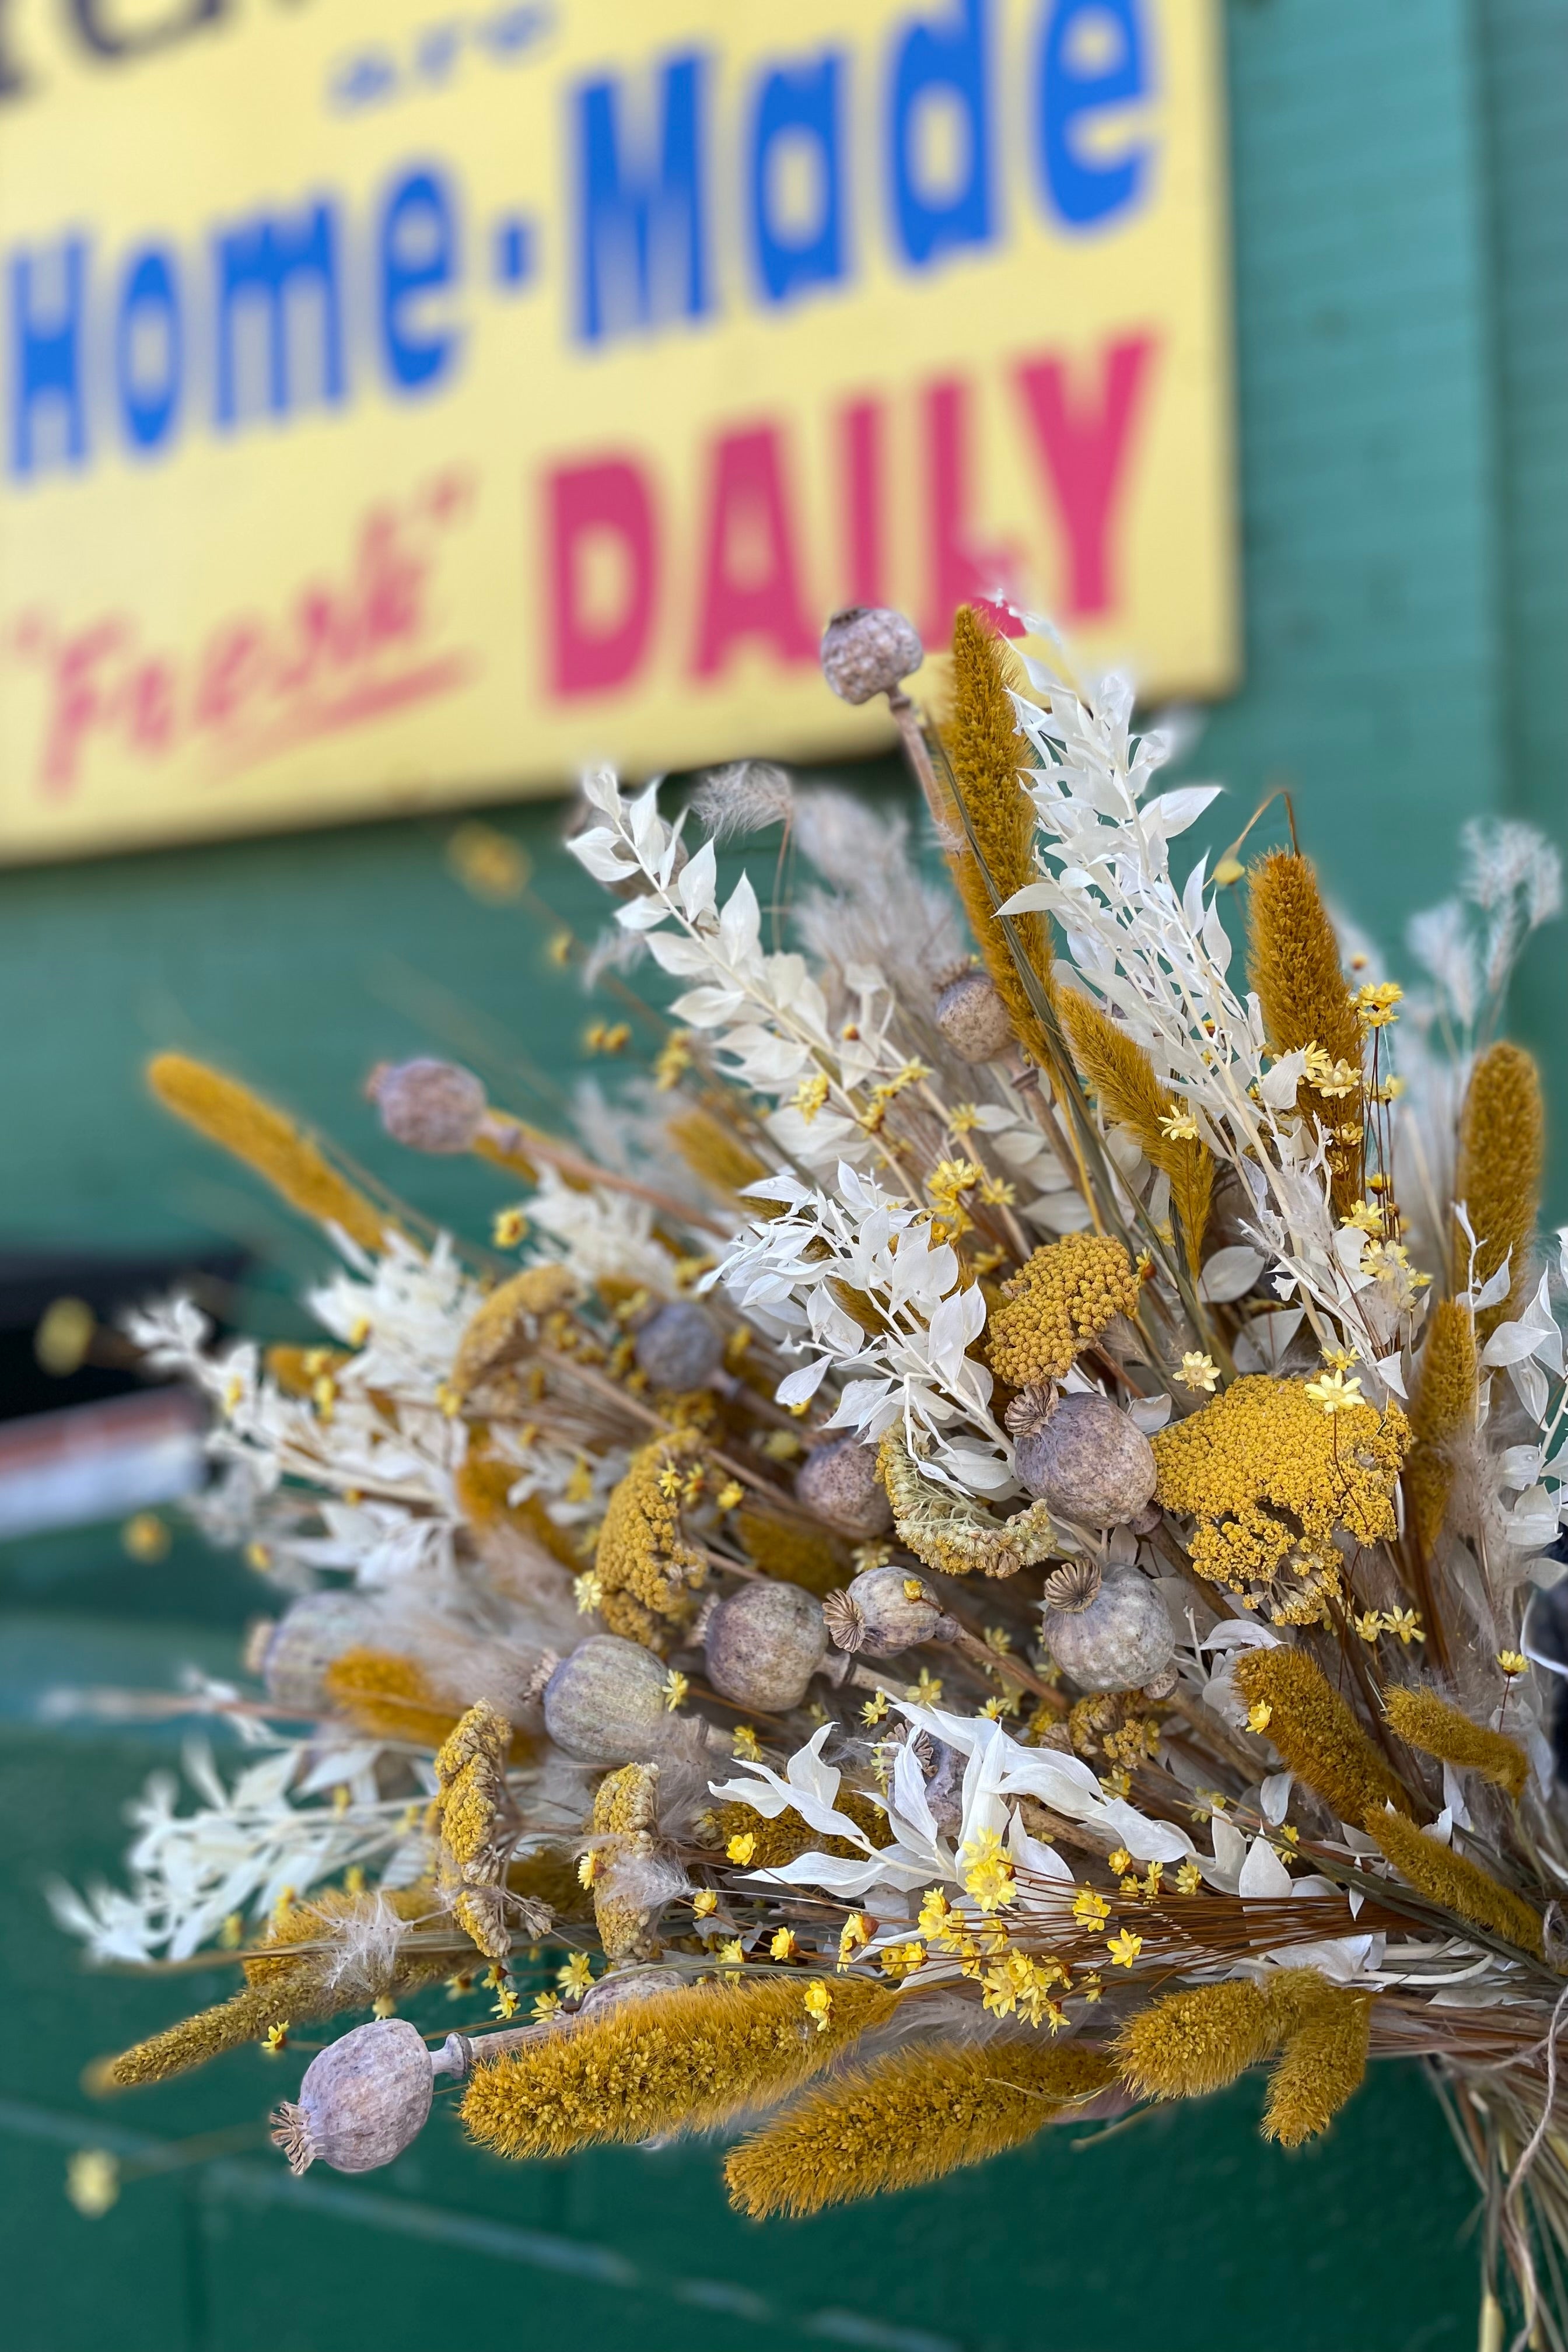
[958,1828,1016,1913]
[1177,1352,1220,1393]
[1106,1929,1143,1967]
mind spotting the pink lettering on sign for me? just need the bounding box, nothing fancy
[5,473,475,796]
[921,376,1025,645]
[547,457,658,696]
[1015,334,1157,615]
[691,424,816,678]
[533,337,1152,707]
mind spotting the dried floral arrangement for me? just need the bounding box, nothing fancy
[58,601,1568,2341]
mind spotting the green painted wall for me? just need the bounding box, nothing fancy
[3,2,1565,2344]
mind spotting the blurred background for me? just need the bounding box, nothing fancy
[0,1,1562,2344]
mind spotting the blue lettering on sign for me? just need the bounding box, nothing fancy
[494,216,534,289]
[9,237,89,476]
[214,198,346,429]
[379,167,463,393]
[887,0,996,270]
[573,51,711,345]
[1038,0,1150,227]
[116,246,182,454]
[2,6,1170,483]
[748,54,847,308]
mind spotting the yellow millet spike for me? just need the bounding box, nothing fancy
[460,1976,898,2160]
[986,1233,1142,1388]
[99,1887,445,2089]
[724,2041,1116,2218]
[1261,1969,1373,2146]
[709,1794,892,1869]
[1455,1041,1545,1340]
[1115,1980,1281,2102]
[321,1648,463,1749]
[1056,990,1215,1276]
[1384,1686,1527,1802]
[97,1979,314,2091]
[664,1109,768,1199]
[146,1053,387,1252]
[1231,1648,1412,1824]
[1405,1298,1477,1552]
[940,606,1054,1063]
[1245,852,1363,1213]
[734,1509,846,1597]
[1364,1806,1545,1959]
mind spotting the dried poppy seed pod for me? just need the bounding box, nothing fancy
[1012,1392,1157,1527]
[935,970,1014,1063]
[1041,1564,1175,1694]
[796,1437,891,1538]
[825,1565,956,1657]
[634,1301,723,1391]
[819,607,923,705]
[261,1590,379,1713]
[543,1635,671,1766]
[368,1057,487,1154]
[705,1580,827,1712]
[271,2018,463,2177]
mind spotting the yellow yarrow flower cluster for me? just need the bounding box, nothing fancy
[592,1426,709,1646]
[986,1234,1142,1388]
[1152,1375,1409,1625]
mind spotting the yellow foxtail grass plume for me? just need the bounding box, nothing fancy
[97,1885,445,2090]
[1231,1646,1412,1824]
[1115,1979,1280,2102]
[1405,1298,1476,1552]
[1363,1805,1545,1959]
[724,2040,1115,2218]
[710,1793,892,1869]
[1384,1686,1527,1802]
[1056,989,1215,1275]
[454,1447,582,1573]
[665,1108,768,1200]
[940,606,1053,1062]
[1261,1969,1372,2146]
[1456,1041,1544,1339]
[321,1646,464,1750]
[96,1980,314,2091]
[735,1508,846,1597]
[460,1976,898,2160]
[1245,853,1363,1212]
[146,1053,388,1252]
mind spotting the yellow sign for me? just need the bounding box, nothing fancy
[0,0,1235,860]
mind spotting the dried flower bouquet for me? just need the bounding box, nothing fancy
[59,602,1568,2342]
